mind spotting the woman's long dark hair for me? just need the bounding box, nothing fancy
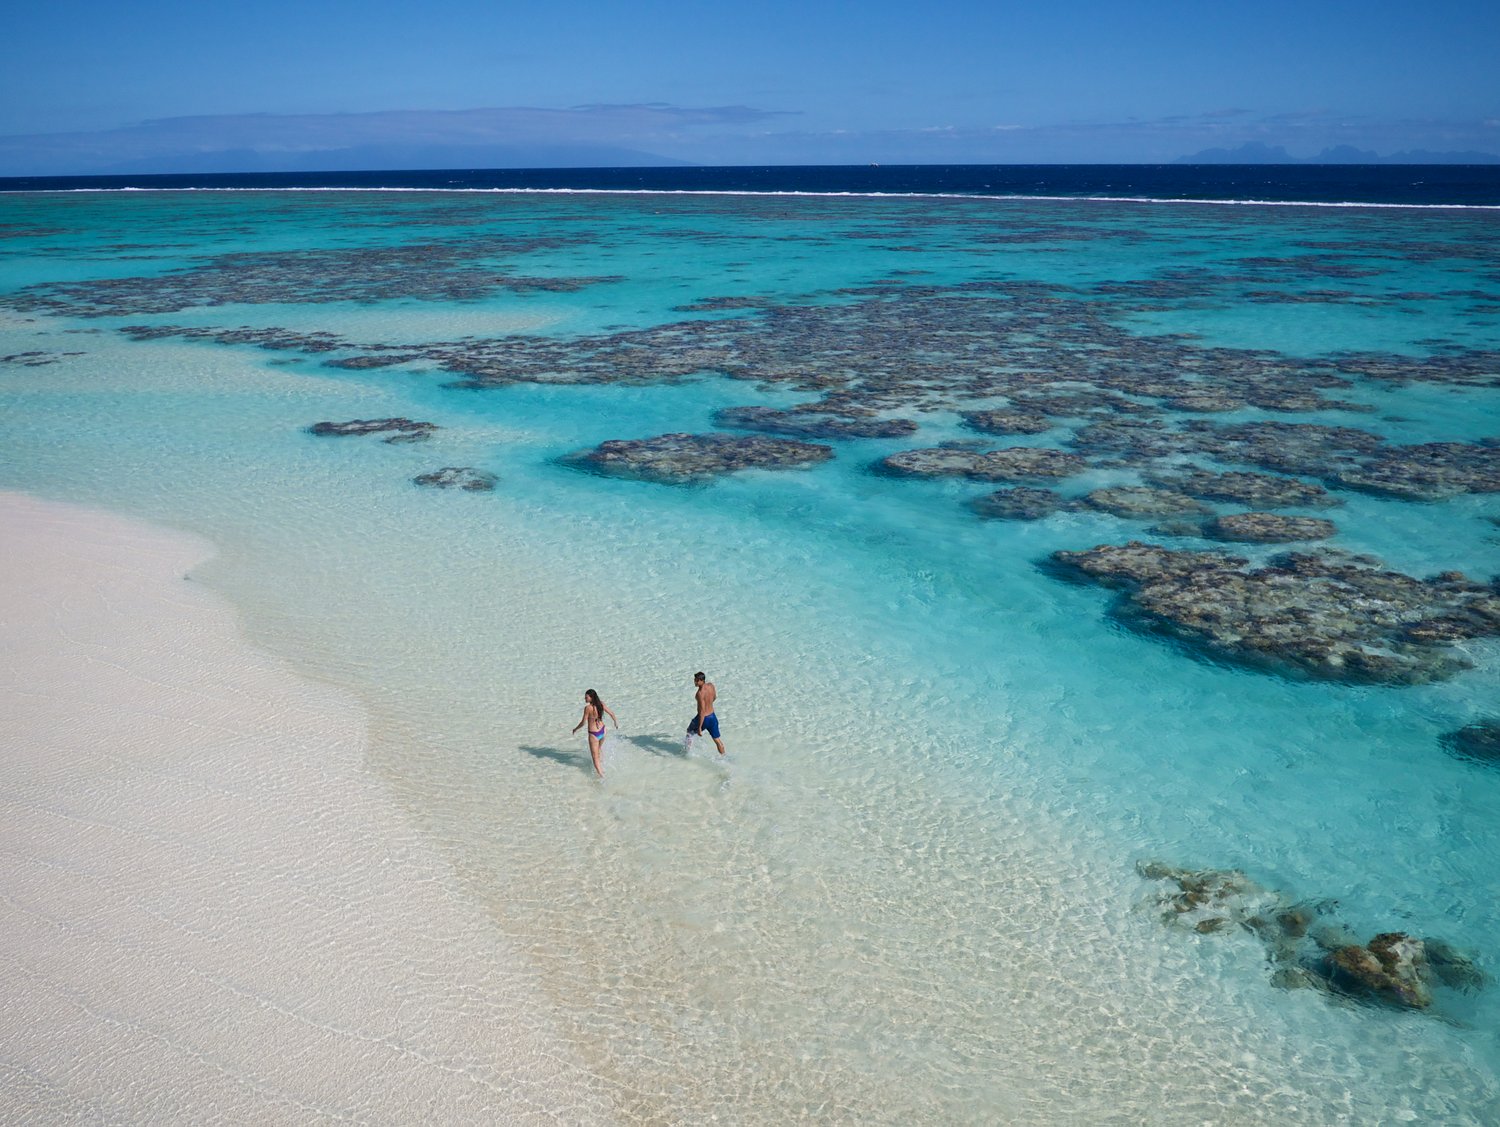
[585,688,604,715]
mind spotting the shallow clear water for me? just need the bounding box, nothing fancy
[2,189,1499,1122]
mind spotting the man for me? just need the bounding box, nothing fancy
[688,671,726,755]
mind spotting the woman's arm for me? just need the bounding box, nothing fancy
[604,705,619,728]
[572,707,587,734]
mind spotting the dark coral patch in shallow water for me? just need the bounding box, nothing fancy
[413,467,497,491]
[1203,512,1338,543]
[713,406,917,439]
[1329,441,1500,500]
[959,409,1055,436]
[8,235,618,315]
[1147,468,1340,509]
[126,324,353,353]
[969,487,1074,521]
[0,349,84,367]
[1441,720,1500,765]
[969,447,1090,481]
[563,432,834,484]
[878,445,1087,482]
[1050,542,1500,684]
[309,418,438,444]
[1138,862,1485,1012]
[1081,487,1212,519]
[1179,420,1387,476]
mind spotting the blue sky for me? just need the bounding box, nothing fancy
[2,0,1497,173]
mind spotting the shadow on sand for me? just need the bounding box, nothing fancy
[623,732,689,759]
[518,743,595,775]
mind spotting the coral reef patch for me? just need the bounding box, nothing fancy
[959,409,1054,436]
[878,445,1086,482]
[9,236,619,315]
[713,406,917,439]
[309,418,438,444]
[563,432,834,484]
[1203,512,1338,543]
[1330,442,1500,501]
[1138,862,1486,1011]
[412,467,497,491]
[1147,468,1340,509]
[1,349,84,367]
[1050,543,1500,684]
[969,487,1073,521]
[1081,487,1212,519]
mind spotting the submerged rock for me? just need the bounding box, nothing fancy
[309,417,438,443]
[1205,512,1338,543]
[565,432,833,484]
[1440,720,1500,765]
[413,467,497,491]
[1270,966,1330,992]
[1310,922,1363,953]
[1136,862,1280,933]
[1050,542,1500,684]
[1327,933,1433,1009]
[1424,938,1488,992]
[714,405,917,439]
[1139,862,1484,1012]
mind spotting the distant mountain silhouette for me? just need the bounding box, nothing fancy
[91,143,688,175]
[1177,143,1500,165]
[0,107,725,176]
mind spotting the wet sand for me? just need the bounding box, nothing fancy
[0,492,609,1124]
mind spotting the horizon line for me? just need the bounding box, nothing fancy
[6,157,1500,181]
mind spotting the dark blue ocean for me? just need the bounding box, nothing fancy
[4,162,1500,206]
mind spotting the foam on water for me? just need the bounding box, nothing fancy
[2,188,1499,1122]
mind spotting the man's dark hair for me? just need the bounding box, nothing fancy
[694,671,705,682]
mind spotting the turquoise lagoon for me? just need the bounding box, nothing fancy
[1,188,1499,1122]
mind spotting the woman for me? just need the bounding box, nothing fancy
[572,688,619,778]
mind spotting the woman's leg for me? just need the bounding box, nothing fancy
[588,734,604,777]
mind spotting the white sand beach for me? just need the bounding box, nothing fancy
[0,492,609,1124]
